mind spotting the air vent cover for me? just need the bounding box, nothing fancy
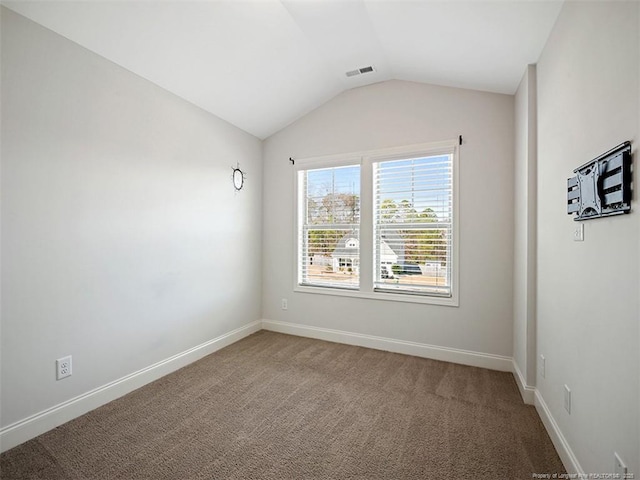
[345,65,376,78]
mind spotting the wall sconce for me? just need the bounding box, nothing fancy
[232,163,245,191]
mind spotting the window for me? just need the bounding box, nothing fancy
[297,164,360,289]
[295,140,458,306]
[373,154,453,297]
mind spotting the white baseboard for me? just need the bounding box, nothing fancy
[0,320,262,453]
[1,317,582,479]
[534,390,584,475]
[261,319,512,372]
[263,321,581,476]
[512,360,536,405]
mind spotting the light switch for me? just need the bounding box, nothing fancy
[573,223,584,242]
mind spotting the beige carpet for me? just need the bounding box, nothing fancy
[1,331,565,479]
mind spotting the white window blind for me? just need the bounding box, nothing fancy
[298,165,360,289]
[373,154,453,296]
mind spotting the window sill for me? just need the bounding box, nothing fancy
[293,284,459,307]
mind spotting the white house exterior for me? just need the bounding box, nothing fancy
[330,233,405,276]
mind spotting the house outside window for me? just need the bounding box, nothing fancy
[332,235,359,274]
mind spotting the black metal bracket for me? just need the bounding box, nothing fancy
[289,157,295,165]
[567,141,632,221]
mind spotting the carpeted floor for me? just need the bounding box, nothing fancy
[1,331,565,479]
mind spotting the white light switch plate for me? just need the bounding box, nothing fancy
[573,223,584,241]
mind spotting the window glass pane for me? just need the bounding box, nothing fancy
[374,155,453,296]
[303,228,359,288]
[299,165,360,289]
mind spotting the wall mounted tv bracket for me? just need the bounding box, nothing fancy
[567,141,632,221]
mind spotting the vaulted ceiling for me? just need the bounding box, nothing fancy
[2,1,563,139]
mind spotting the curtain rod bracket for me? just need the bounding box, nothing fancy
[459,135,463,146]
[289,157,295,165]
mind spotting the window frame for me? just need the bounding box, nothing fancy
[293,140,459,307]
[297,162,362,290]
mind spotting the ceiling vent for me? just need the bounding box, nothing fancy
[345,66,376,78]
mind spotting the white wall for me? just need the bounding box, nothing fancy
[1,7,262,431]
[536,1,639,475]
[513,65,537,389]
[10,2,638,473]
[262,80,515,358]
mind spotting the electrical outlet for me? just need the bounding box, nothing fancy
[573,223,584,241]
[281,298,288,310]
[56,355,72,380]
[563,384,571,414]
[540,354,546,378]
[614,452,627,477]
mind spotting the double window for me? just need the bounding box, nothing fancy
[296,140,459,306]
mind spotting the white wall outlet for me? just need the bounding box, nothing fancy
[614,452,627,477]
[56,355,72,380]
[573,223,584,241]
[540,354,546,378]
[281,298,288,310]
[563,384,571,414]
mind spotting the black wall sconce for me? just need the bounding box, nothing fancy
[232,163,245,191]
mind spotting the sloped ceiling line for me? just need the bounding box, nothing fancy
[2,0,563,139]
